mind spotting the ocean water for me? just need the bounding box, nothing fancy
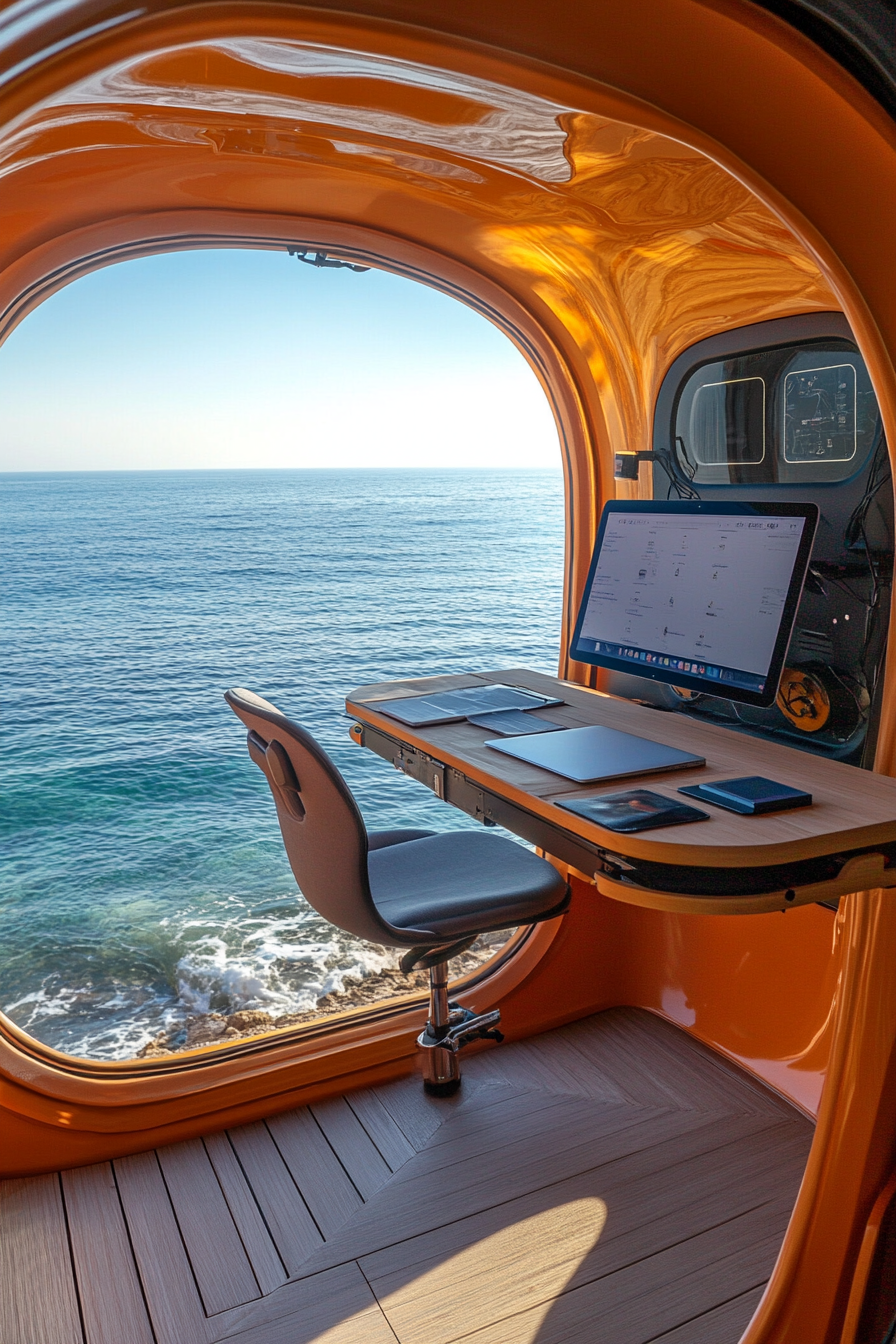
[2,469,565,1059]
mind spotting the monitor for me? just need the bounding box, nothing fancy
[569,500,818,708]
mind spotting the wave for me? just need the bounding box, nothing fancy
[1,468,563,1059]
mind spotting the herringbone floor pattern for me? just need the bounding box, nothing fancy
[0,1008,813,1344]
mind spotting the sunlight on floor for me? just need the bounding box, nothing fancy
[379,1197,609,1344]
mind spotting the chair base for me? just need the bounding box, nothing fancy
[420,1044,462,1096]
[415,958,504,1095]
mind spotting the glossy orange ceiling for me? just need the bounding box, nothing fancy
[0,20,842,656]
[0,32,837,388]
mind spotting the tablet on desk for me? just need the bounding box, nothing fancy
[466,708,565,735]
[558,789,709,832]
[485,724,704,784]
[371,683,563,727]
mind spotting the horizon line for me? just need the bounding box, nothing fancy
[0,464,563,476]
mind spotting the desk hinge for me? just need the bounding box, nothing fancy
[444,770,497,825]
[394,746,446,800]
[595,853,636,880]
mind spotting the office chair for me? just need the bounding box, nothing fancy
[225,688,571,1094]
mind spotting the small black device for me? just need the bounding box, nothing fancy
[678,776,812,815]
[569,500,818,708]
[557,789,709,832]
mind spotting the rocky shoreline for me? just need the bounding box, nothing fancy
[136,934,511,1058]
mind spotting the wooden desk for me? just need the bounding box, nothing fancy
[346,668,896,914]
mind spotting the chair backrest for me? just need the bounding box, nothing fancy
[224,688,432,945]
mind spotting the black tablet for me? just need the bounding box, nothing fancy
[558,789,709,832]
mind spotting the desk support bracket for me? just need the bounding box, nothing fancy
[595,851,896,915]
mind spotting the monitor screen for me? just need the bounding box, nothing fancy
[569,501,818,707]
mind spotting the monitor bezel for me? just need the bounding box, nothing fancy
[569,499,819,708]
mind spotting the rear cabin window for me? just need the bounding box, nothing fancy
[672,339,880,486]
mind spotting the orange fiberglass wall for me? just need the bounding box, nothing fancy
[1,4,895,1340]
[0,1,847,1106]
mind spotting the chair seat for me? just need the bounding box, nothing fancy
[368,828,436,850]
[368,830,570,941]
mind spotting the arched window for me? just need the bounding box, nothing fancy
[0,247,563,1060]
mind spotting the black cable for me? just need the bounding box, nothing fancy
[674,435,697,480]
[809,435,894,711]
[850,438,892,698]
[652,445,700,501]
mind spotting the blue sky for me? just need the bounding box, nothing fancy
[0,248,560,471]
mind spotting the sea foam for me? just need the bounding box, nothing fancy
[2,468,563,1058]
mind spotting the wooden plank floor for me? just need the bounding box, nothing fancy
[0,1008,814,1344]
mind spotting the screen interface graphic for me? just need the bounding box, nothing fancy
[575,512,808,695]
[783,364,856,463]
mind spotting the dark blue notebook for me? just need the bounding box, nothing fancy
[679,776,811,815]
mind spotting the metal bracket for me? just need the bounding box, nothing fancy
[417,1006,504,1054]
[394,746,446,799]
[287,246,370,272]
[595,850,896,915]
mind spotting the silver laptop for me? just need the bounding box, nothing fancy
[486,725,704,785]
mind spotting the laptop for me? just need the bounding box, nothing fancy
[486,724,704,785]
